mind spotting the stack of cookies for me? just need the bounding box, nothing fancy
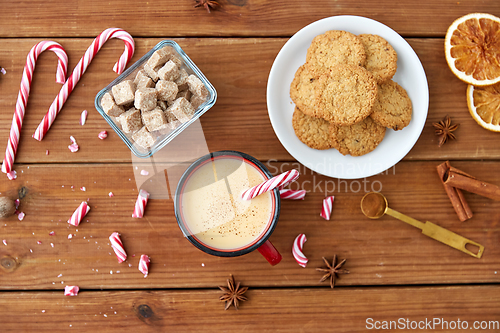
[290,30,413,156]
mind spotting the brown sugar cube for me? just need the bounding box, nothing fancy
[142,106,168,132]
[168,97,195,123]
[157,100,168,111]
[158,60,180,81]
[133,70,149,86]
[132,126,156,150]
[147,48,170,70]
[143,63,159,82]
[101,92,125,117]
[175,69,189,91]
[111,80,136,106]
[165,107,178,123]
[187,74,208,98]
[136,76,155,89]
[156,80,178,102]
[118,107,142,133]
[169,54,183,68]
[190,94,207,110]
[176,89,192,101]
[134,88,158,112]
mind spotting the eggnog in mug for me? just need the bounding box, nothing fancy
[179,156,275,251]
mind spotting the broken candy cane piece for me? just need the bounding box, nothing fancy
[279,189,306,200]
[80,110,88,126]
[109,232,127,263]
[68,137,79,152]
[292,234,308,268]
[7,171,17,180]
[320,196,335,220]
[132,189,150,218]
[138,254,150,277]
[68,201,90,226]
[98,131,108,140]
[18,212,25,221]
[64,285,79,296]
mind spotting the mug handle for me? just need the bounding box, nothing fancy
[257,240,282,266]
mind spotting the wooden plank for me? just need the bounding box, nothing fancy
[0,286,499,332]
[1,161,499,289]
[0,38,498,164]
[1,0,499,38]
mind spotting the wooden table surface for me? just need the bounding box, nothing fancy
[1,1,500,332]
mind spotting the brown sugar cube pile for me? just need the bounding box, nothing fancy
[103,46,210,150]
[289,30,413,157]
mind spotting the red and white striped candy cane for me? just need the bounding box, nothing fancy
[279,189,306,200]
[320,196,335,220]
[32,28,135,141]
[138,254,150,277]
[132,189,150,218]
[292,234,308,267]
[1,41,68,175]
[67,201,90,226]
[241,169,299,201]
[109,232,127,263]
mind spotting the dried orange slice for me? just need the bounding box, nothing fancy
[445,13,500,86]
[467,82,500,131]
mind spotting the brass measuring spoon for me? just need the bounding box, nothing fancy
[360,192,484,258]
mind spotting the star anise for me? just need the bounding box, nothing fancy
[316,255,349,288]
[194,0,221,13]
[433,115,459,147]
[218,274,248,310]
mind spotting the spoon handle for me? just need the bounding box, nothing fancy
[385,207,425,229]
[422,221,484,258]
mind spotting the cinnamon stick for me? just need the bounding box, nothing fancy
[444,170,500,201]
[436,161,473,222]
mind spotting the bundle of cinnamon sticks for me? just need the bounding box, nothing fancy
[437,161,500,221]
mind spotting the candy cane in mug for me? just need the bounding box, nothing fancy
[32,28,135,141]
[241,169,300,200]
[2,41,68,176]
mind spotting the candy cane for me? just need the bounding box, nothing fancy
[241,169,300,201]
[292,234,308,267]
[68,201,90,226]
[279,189,306,200]
[138,254,150,277]
[1,41,68,175]
[32,28,135,141]
[320,196,335,220]
[109,232,127,263]
[132,189,150,218]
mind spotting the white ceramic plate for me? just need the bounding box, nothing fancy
[267,16,429,179]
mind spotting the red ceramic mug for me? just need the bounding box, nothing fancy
[174,151,282,265]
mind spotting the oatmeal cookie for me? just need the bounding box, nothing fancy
[358,34,398,84]
[292,107,332,150]
[314,64,377,126]
[370,80,412,131]
[290,64,320,117]
[329,116,386,156]
[306,30,366,75]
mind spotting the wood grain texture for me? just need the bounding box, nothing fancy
[0,161,498,289]
[0,286,499,332]
[1,38,499,164]
[1,0,499,38]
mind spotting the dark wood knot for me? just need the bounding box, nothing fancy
[1,256,17,272]
[137,304,154,318]
[18,186,28,199]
